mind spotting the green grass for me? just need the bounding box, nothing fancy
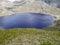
[0,28,60,45]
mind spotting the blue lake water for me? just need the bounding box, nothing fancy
[0,17,3,26]
[0,13,55,29]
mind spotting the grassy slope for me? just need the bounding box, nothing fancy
[0,28,60,45]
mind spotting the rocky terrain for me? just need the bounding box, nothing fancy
[0,0,60,20]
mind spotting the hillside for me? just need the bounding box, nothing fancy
[0,0,60,20]
[0,28,60,45]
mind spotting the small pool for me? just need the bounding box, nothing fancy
[0,13,55,29]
